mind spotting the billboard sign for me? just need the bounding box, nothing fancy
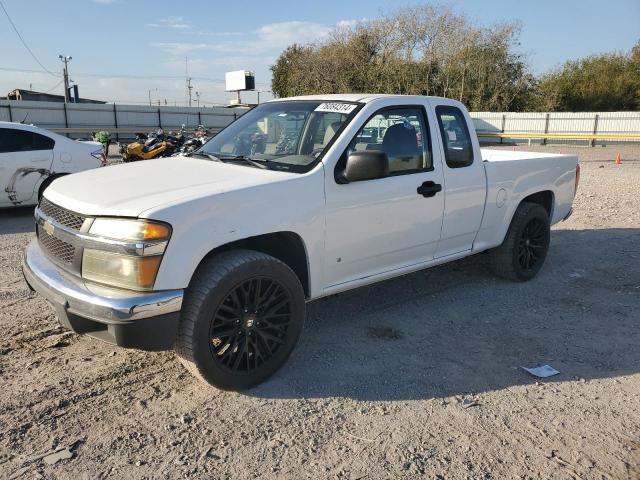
[225,71,255,91]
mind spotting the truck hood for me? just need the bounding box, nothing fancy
[44,157,298,217]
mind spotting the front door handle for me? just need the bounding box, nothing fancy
[417,181,442,198]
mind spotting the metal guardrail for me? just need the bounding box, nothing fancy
[477,131,640,146]
[477,132,640,141]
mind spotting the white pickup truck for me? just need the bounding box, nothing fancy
[23,95,579,390]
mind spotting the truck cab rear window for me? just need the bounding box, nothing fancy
[435,106,473,168]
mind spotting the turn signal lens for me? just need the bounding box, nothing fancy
[82,249,162,291]
[89,218,171,241]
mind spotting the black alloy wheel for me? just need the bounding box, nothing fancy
[175,250,305,390]
[209,277,293,373]
[517,217,547,272]
[489,202,551,282]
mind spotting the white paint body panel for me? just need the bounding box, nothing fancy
[321,96,446,288]
[429,98,486,258]
[41,95,578,298]
[0,121,103,208]
[473,149,577,253]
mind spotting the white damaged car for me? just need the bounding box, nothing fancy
[0,121,105,208]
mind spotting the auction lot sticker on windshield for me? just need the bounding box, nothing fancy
[315,103,358,114]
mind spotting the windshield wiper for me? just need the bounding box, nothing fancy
[207,153,271,170]
[187,151,222,162]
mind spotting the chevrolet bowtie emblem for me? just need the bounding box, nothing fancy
[42,220,55,236]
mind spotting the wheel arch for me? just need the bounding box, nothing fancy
[473,187,557,254]
[37,173,68,201]
[520,190,554,219]
[194,231,311,298]
[498,190,554,244]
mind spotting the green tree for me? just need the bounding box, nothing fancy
[529,42,640,111]
[270,45,315,98]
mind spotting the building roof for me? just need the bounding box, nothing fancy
[6,88,106,104]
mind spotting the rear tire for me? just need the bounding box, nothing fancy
[175,250,305,390]
[489,202,550,282]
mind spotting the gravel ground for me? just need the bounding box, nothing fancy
[0,145,639,479]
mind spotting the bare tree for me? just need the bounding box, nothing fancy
[271,4,533,111]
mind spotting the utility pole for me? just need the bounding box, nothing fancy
[257,89,271,104]
[186,78,193,108]
[58,54,72,103]
[148,88,158,106]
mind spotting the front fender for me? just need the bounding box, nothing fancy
[146,169,326,297]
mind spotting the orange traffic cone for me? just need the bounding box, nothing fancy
[615,153,622,165]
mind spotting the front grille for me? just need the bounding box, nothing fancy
[37,225,76,265]
[39,198,85,231]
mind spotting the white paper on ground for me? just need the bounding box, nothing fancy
[521,365,560,378]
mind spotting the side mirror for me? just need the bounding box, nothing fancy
[341,150,389,183]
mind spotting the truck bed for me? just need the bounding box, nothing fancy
[481,148,576,163]
[472,148,579,254]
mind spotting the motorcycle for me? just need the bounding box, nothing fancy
[119,127,185,162]
[172,125,210,156]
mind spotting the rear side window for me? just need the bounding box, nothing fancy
[435,106,473,168]
[31,131,55,150]
[0,128,55,153]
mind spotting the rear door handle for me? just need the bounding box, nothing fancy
[417,181,442,198]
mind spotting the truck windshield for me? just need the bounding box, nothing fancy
[199,101,360,172]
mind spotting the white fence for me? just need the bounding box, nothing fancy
[1,101,639,145]
[0,100,247,140]
[470,111,640,145]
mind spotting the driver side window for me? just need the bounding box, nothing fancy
[347,107,432,175]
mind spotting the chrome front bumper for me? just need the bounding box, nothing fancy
[22,240,184,350]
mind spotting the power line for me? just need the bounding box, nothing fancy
[44,78,64,93]
[0,1,59,77]
[0,66,227,83]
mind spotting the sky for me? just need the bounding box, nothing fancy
[1,0,638,106]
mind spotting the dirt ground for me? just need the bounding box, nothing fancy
[1,145,639,480]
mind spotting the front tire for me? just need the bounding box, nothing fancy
[175,250,305,390]
[489,202,551,281]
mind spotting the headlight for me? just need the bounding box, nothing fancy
[81,218,171,291]
[82,250,162,291]
[89,218,170,241]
